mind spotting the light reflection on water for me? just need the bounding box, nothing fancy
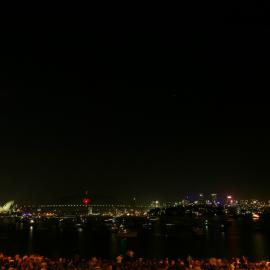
[109,234,117,258]
[1,219,270,260]
[253,233,267,260]
[28,226,34,253]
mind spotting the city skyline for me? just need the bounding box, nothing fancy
[2,191,270,206]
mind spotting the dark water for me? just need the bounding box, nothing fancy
[0,217,270,260]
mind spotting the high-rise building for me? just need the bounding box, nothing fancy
[226,195,233,205]
[151,200,160,208]
[198,193,205,204]
[211,193,217,204]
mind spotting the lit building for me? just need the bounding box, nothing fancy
[198,193,205,205]
[0,201,15,213]
[150,200,160,208]
[211,193,217,205]
[226,195,234,205]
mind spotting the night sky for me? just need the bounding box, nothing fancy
[1,6,270,204]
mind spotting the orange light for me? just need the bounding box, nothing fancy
[252,213,260,219]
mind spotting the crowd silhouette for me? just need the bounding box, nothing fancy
[0,252,269,270]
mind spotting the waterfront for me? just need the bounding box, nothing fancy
[1,216,270,260]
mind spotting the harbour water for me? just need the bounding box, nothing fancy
[0,217,270,260]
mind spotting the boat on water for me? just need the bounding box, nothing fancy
[114,223,138,238]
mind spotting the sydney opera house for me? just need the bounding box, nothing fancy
[0,201,15,213]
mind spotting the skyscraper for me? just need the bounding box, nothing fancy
[211,193,217,204]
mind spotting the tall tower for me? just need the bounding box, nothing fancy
[198,193,204,204]
[211,193,217,204]
[82,191,91,216]
[226,195,233,205]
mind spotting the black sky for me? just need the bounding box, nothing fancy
[1,6,270,203]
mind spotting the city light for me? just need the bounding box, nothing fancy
[252,213,260,219]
